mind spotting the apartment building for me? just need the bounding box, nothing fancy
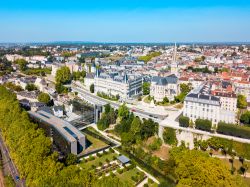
[183,84,236,125]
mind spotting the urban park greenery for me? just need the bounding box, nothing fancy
[0,86,96,186]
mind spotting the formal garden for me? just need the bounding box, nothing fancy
[78,148,155,186]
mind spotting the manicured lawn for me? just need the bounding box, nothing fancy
[116,168,143,186]
[85,134,107,150]
[79,152,118,170]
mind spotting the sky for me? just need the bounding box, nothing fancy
[0,0,250,43]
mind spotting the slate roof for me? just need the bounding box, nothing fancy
[152,74,178,85]
[117,155,130,164]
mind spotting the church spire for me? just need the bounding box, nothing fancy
[173,42,177,62]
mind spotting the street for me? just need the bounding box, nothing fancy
[0,132,25,187]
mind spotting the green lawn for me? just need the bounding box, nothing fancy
[85,134,107,150]
[148,182,158,187]
[116,168,143,186]
[85,127,103,136]
[79,152,118,171]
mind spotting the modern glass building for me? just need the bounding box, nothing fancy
[28,110,86,155]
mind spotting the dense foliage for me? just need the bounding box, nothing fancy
[37,92,50,104]
[55,66,71,84]
[0,57,13,75]
[237,95,247,109]
[115,104,158,147]
[138,51,162,62]
[217,122,250,139]
[195,118,212,132]
[97,104,117,130]
[240,111,250,126]
[14,59,28,71]
[163,127,177,145]
[3,82,23,92]
[0,86,96,186]
[142,82,150,95]
[169,146,246,187]
[179,116,190,127]
[25,83,37,91]
[90,83,94,93]
[195,137,250,160]
[72,70,86,81]
[22,68,51,76]
[97,92,119,101]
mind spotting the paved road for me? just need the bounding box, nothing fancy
[0,133,25,187]
[72,83,250,145]
[71,83,164,122]
[159,110,250,144]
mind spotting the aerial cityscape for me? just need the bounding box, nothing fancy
[0,1,250,187]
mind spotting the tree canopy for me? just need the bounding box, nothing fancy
[55,66,71,84]
[237,95,247,109]
[0,86,96,186]
[37,92,50,104]
[142,82,150,95]
[169,147,247,187]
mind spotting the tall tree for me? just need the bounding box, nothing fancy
[38,92,50,104]
[55,66,71,84]
[142,82,150,95]
[237,95,247,109]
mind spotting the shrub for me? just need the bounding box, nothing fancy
[148,178,153,184]
[105,158,110,163]
[99,162,103,166]
[144,184,149,187]
[109,148,115,153]
[217,122,250,139]
[112,155,117,160]
[96,152,102,157]
[117,168,123,174]
[163,127,177,145]
[195,119,212,132]
[131,176,138,182]
[88,156,95,161]
[179,116,190,127]
[127,164,135,170]
[103,150,107,155]
[148,138,162,151]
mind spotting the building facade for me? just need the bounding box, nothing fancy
[150,74,179,101]
[28,110,86,155]
[94,70,142,101]
[183,84,236,125]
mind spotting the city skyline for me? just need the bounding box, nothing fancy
[0,0,250,43]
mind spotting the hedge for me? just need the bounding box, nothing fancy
[179,116,190,127]
[195,119,212,132]
[217,122,250,139]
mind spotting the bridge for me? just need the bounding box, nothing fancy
[71,83,250,145]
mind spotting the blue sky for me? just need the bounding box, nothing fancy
[0,0,250,43]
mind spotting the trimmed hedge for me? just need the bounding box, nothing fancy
[195,119,212,132]
[179,116,190,127]
[217,122,250,139]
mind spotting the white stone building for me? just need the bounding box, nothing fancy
[150,74,179,102]
[94,70,142,101]
[183,84,236,125]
